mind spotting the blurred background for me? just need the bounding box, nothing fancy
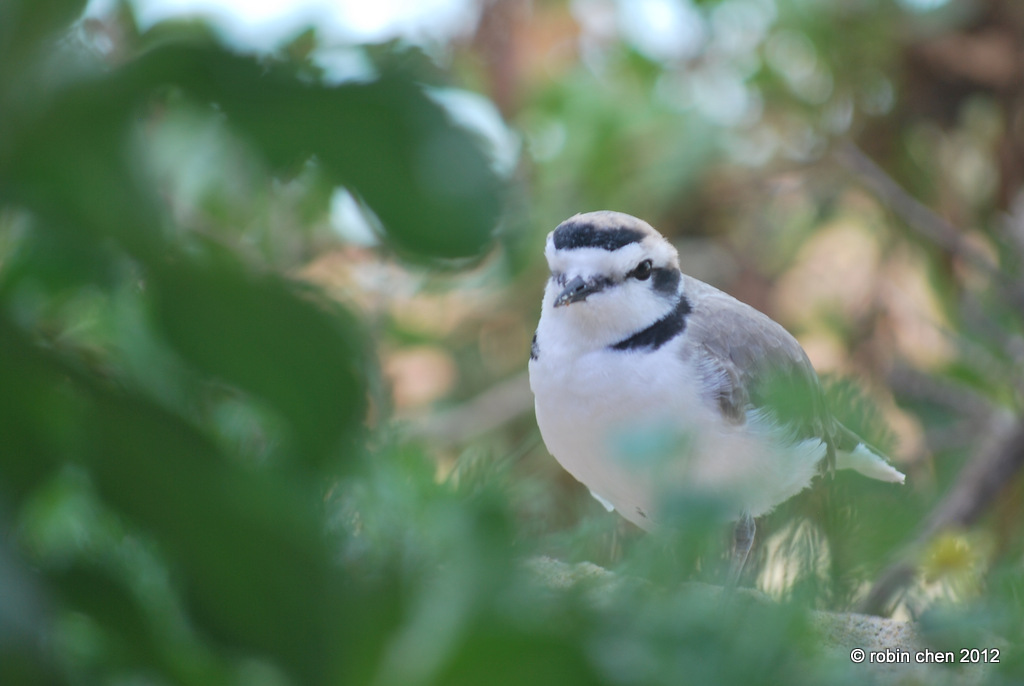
[1,0,1023,683]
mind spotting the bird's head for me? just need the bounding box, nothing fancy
[542,212,682,340]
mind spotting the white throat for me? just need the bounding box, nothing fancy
[539,276,680,354]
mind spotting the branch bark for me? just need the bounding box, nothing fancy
[835,141,1024,312]
[860,413,1024,615]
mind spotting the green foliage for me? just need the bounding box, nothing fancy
[2,1,1023,685]
[0,1,504,682]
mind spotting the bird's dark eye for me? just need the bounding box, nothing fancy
[631,259,653,281]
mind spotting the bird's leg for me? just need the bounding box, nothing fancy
[728,512,755,586]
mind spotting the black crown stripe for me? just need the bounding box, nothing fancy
[553,221,645,252]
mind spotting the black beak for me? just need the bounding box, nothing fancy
[554,275,607,307]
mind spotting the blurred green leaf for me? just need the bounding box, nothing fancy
[3,1,1023,684]
[0,531,59,686]
[150,242,367,468]
[0,313,344,683]
[0,0,87,78]
[47,564,157,672]
[2,40,501,265]
[436,624,602,686]
[129,44,502,259]
[0,221,121,298]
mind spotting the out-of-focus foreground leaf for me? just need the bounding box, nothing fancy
[0,0,87,77]
[0,313,347,683]
[2,41,501,260]
[149,244,369,467]
[0,0,503,683]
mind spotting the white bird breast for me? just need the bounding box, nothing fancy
[529,337,826,530]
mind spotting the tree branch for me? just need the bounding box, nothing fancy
[860,413,1024,615]
[835,141,1024,311]
[406,372,534,445]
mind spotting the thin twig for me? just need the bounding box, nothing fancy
[406,372,534,445]
[917,412,1024,540]
[835,142,994,273]
[886,365,993,421]
[859,412,1024,615]
[835,141,1024,311]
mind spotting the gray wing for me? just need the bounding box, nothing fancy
[679,280,837,466]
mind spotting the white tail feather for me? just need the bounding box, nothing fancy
[837,443,905,484]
